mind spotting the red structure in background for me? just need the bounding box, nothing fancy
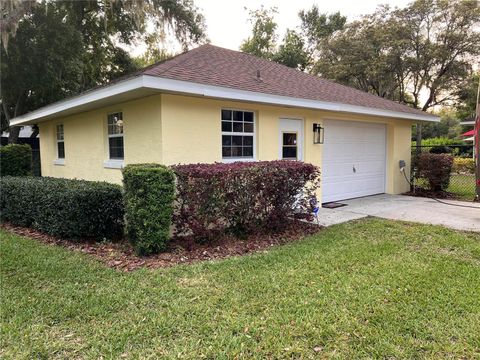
[461,129,475,137]
[476,95,480,198]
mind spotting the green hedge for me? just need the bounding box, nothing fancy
[123,164,175,255]
[0,176,124,239]
[0,144,32,176]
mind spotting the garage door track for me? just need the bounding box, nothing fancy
[318,194,480,232]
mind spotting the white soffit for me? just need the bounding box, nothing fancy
[10,75,440,125]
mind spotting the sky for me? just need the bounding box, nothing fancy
[194,0,413,50]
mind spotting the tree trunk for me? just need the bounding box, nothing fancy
[415,123,422,155]
[3,93,25,144]
[8,126,21,143]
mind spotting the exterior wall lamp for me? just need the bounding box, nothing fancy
[313,123,324,144]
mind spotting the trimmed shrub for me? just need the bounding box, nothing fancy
[452,157,475,174]
[172,161,321,241]
[0,176,124,239]
[0,144,32,176]
[123,164,175,255]
[416,153,454,191]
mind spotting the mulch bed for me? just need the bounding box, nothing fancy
[1,221,321,272]
[404,187,458,200]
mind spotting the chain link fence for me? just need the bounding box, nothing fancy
[411,144,476,202]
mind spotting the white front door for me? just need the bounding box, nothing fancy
[279,118,303,161]
[322,120,386,203]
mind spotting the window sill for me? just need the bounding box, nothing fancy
[53,159,65,166]
[222,158,257,163]
[103,160,124,169]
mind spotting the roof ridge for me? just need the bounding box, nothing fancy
[140,44,209,76]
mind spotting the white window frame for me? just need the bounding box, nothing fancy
[107,112,124,161]
[54,124,65,165]
[221,108,256,162]
[281,131,299,160]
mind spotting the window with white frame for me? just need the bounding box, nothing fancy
[107,112,124,159]
[282,132,298,160]
[56,124,65,159]
[221,109,254,159]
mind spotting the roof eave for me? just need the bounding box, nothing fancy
[10,75,439,125]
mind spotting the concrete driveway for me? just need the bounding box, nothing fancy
[318,194,480,232]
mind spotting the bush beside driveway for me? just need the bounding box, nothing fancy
[1,218,479,359]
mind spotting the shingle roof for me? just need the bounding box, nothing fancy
[11,43,437,126]
[140,44,430,118]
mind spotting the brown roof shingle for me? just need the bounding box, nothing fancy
[141,44,431,118]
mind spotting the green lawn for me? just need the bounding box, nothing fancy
[1,219,480,359]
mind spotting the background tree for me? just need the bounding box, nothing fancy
[312,7,411,102]
[272,30,309,71]
[1,2,84,141]
[298,6,346,57]
[240,7,278,59]
[420,109,462,139]
[240,7,310,70]
[1,0,207,143]
[455,72,480,123]
[310,0,479,146]
[134,33,174,68]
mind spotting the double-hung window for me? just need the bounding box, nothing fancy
[221,109,255,159]
[107,112,124,159]
[282,132,298,160]
[56,124,65,159]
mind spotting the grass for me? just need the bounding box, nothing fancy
[1,219,480,359]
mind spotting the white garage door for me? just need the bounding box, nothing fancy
[322,120,386,203]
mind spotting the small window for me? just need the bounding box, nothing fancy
[282,132,297,160]
[221,109,254,159]
[56,124,65,159]
[107,112,124,159]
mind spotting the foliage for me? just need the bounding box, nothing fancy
[452,158,475,174]
[2,219,480,358]
[272,30,310,71]
[0,2,84,140]
[134,45,173,68]
[0,144,31,176]
[297,6,346,68]
[0,0,36,48]
[313,0,480,111]
[172,161,320,240]
[416,109,462,140]
[412,137,466,147]
[1,0,207,142]
[411,136,472,158]
[298,6,346,51]
[416,153,454,191]
[240,7,310,70]
[240,7,278,59]
[455,72,480,121]
[122,164,175,255]
[0,176,124,239]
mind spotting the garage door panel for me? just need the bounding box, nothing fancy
[322,120,386,203]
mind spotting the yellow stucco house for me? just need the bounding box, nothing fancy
[11,44,438,204]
